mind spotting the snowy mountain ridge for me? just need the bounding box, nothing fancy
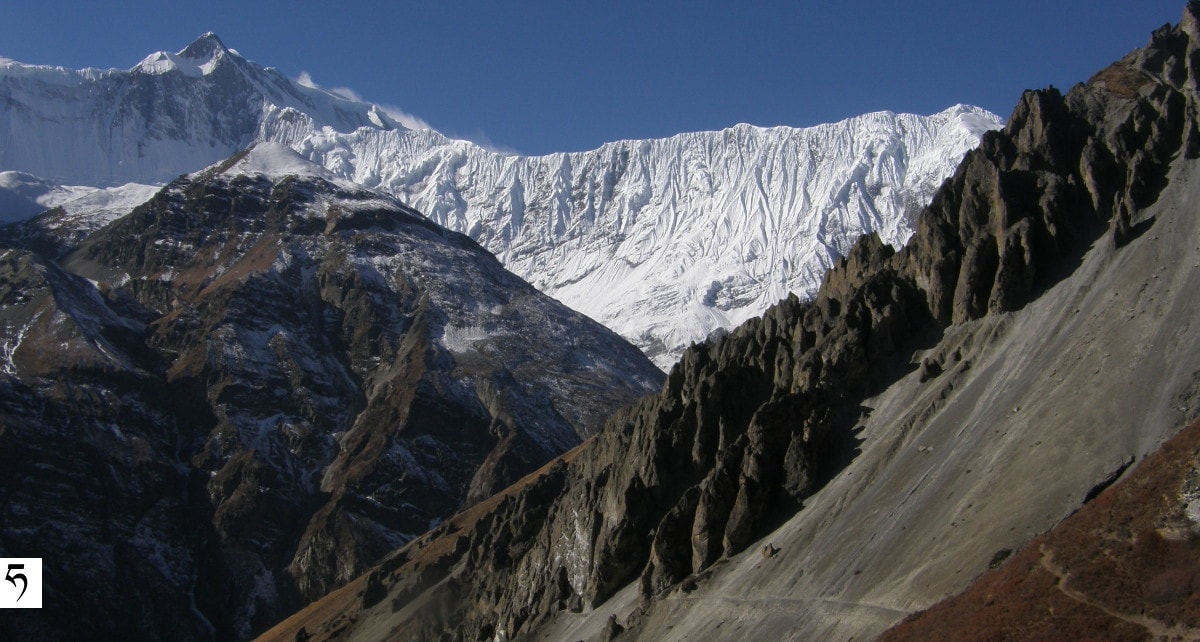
[0,33,400,187]
[0,34,1003,367]
[377,105,1003,366]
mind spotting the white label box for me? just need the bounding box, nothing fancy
[0,558,42,608]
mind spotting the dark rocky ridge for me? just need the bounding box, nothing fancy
[258,5,1200,641]
[0,151,662,640]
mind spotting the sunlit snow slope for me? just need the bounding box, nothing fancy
[0,34,1002,367]
[362,108,1002,367]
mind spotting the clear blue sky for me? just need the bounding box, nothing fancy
[0,1,1187,155]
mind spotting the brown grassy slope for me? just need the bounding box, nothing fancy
[882,419,1200,642]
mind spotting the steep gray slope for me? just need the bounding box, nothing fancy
[0,144,662,641]
[0,37,1000,367]
[256,5,1200,641]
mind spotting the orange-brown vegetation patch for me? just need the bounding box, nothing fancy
[255,575,365,642]
[1088,62,1153,100]
[883,419,1200,641]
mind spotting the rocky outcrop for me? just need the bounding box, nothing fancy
[256,5,1200,641]
[0,148,662,641]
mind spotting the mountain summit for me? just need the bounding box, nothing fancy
[179,32,231,61]
[0,33,397,187]
[133,32,234,77]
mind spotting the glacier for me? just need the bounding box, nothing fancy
[0,33,1003,368]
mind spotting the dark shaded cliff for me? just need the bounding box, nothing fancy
[0,149,662,641]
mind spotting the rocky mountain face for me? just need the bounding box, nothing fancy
[259,5,1200,641]
[0,36,1000,367]
[0,144,662,641]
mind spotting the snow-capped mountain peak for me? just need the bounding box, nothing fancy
[133,32,233,77]
[178,31,230,61]
[0,36,1002,368]
[0,34,412,186]
[944,103,1005,137]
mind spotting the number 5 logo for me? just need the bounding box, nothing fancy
[0,558,40,608]
[5,564,26,602]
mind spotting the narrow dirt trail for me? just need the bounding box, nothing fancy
[1038,544,1200,641]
